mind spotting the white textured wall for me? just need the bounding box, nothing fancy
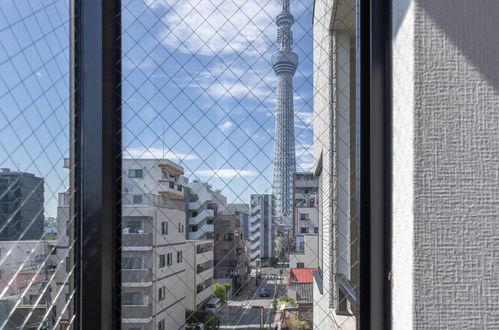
[393,0,499,328]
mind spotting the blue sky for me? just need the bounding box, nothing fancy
[0,0,314,217]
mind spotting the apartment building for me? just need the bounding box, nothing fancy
[249,194,273,266]
[122,159,187,330]
[184,240,213,311]
[0,169,44,241]
[312,0,359,328]
[186,181,227,240]
[213,214,249,292]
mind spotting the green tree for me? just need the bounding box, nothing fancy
[204,315,221,330]
[185,310,210,325]
[269,257,278,267]
[272,299,278,309]
[212,283,231,303]
[277,296,297,307]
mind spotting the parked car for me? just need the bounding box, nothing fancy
[204,297,221,314]
[259,288,271,297]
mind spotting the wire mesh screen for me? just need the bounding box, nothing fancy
[0,0,75,329]
[120,0,359,330]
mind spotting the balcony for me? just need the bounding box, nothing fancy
[190,209,215,225]
[189,225,214,240]
[122,233,153,246]
[122,269,152,283]
[122,304,153,319]
[157,180,184,200]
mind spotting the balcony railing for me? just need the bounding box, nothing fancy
[122,233,153,246]
[122,269,152,283]
[122,304,153,319]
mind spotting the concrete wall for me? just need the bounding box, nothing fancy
[392,0,499,328]
[290,234,319,268]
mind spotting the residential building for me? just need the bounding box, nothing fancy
[287,268,318,317]
[293,173,319,238]
[312,0,359,328]
[249,194,273,266]
[213,214,249,293]
[0,169,44,241]
[186,181,227,240]
[289,234,319,269]
[0,272,58,329]
[227,204,250,239]
[184,240,213,312]
[122,159,187,330]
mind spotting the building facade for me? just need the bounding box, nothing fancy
[184,240,213,312]
[122,159,187,330]
[249,194,273,266]
[186,181,227,240]
[0,169,44,241]
[213,214,249,292]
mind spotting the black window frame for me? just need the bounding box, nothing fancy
[71,0,391,328]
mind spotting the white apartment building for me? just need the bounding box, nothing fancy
[184,240,213,312]
[293,172,319,255]
[249,194,273,266]
[122,159,187,330]
[289,234,319,269]
[186,181,227,240]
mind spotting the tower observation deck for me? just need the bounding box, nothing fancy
[272,0,298,227]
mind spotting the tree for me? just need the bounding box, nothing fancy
[212,283,231,303]
[204,315,221,330]
[272,299,278,309]
[269,257,278,267]
[277,296,297,307]
[185,310,210,325]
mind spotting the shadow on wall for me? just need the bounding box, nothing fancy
[419,0,499,90]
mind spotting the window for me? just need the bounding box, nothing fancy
[297,263,305,269]
[128,169,143,178]
[158,287,165,301]
[177,251,183,263]
[191,211,198,217]
[133,195,142,204]
[222,220,230,227]
[167,253,172,265]
[314,227,319,234]
[178,222,184,233]
[223,233,233,241]
[300,227,309,234]
[158,320,165,330]
[161,222,168,235]
[300,213,310,221]
[159,255,166,268]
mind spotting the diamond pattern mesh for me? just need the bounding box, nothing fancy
[0,0,360,329]
[0,0,75,329]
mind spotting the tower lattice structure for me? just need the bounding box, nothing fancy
[272,0,298,227]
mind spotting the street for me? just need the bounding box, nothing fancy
[219,268,287,329]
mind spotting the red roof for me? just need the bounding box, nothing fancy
[0,273,47,296]
[290,268,319,283]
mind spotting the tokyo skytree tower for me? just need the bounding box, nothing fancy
[272,0,298,226]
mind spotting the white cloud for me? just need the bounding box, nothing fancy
[219,120,234,132]
[124,147,197,161]
[195,168,257,178]
[149,0,281,56]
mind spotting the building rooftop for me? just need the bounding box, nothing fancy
[289,268,319,283]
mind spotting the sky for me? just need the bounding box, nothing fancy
[0,0,315,217]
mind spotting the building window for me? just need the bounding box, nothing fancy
[223,233,233,241]
[159,255,166,268]
[177,251,183,263]
[161,222,168,235]
[297,262,305,268]
[158,287,165,301]
[222,220,230,227]
[178,222,184,233]
[133,195,142,204]
[300,227,309,234]
[158,319,165,330]
[167,253,172,265]
[300,213,309,221]
[191,211,198,217]
[128,169,143,178]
